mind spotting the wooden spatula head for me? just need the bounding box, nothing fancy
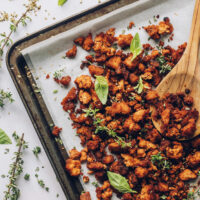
[151,0,200,140]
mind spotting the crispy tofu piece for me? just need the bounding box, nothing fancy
[145,90,159,101]
[87,162,106,171]
[74,36,84,46]
[106,56,122,74]
[129,73,139,84]
[82,33,94,51]
[106,102,131,116]
[139,185,155,200]
[66,45,77,58]
[135,167,148,178]
[102,155,114,164]
[123,54,137,70]
[158,182,169,192]
[88,65,104,76]
[121,154,135,168]
[181,118,196,138]
[123,116,141,132]
[132,109,147,122]
[80,192,91,200]
[186,151,200,167]
[166,142,183,160]
[69,149,81,160]
[65,159,81,176]
[60,75,71,86]
[138,138,157,150]
[117,34,133,48]
[179,169,197,181]
[87,140,99,151]
[61,87,77,105]
[79,90,91,105]
[161,108,170,126]
[75,75,92,89]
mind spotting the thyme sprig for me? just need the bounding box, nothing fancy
[151,152,170,170]
[4,133,28,200]
[0,89,14,108]
[0,0,40,60]
[83,106,131,148]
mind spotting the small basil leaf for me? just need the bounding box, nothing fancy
[130,32,142,61]
[0,128,12,144]
[107,171,137,194]
[134,76,143,94]
[58,0,67,6]
[95,76,109,105]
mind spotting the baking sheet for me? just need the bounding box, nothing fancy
[21,0,196,198]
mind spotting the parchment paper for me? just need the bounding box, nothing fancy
[21,0,196,199]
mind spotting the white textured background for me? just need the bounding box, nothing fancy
[0,0,107,199]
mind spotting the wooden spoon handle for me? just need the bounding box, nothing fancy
[169,0,200,92]
[184,0,200,73]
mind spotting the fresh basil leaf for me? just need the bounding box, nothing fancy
[0,128,12,144]
[107,171,137,194]
[95,76,109,105]
[130,32,142,61]
[134,76,143,94]
[58,0,67,6]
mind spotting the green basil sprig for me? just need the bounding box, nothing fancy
[134,76,143,94]
[58,0,67,6]
[95,76,109,105]
[0,128,12,144]
[130,32,142,61]
[107,171,137,194]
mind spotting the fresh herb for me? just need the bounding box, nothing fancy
[160,64,172,74]
[32,146,41,158]
[89,52,95,57]
[55,137,63,145]
[156,55,172,74]
[0,128,12,144]
[93,118,103,126]
[153,15,157,22]
[107,171,137,194]
[95,76,109,105]
[1,174,6,178]
[35,175,49,192]
[160,195,167,199]
[134,77,144,94]
[3,133,28,200]
[112,43,118,50]
[92,181,99,187]
[121,30,126,34]
[115,136,131,148]
[186,191,195,200]
[0,1,40,60]
[130,32,142,61]
[56,194,59,198]
[151,152,170,170]
[53,90,58,94]
[0,90,14,108]
[24,173,30,181]
[35,167,40,172]
[53,69,64,79]
[4,148,10,154]
[83,105,99,117]
[129,96,135,101]
[58,0,67,6]
[198,171,200,176]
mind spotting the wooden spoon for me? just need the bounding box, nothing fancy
[151,0,200,140]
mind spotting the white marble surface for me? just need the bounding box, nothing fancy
[0,0,107,199]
